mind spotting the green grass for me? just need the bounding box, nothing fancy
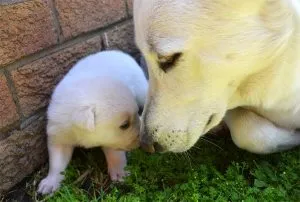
[11,130,300,202]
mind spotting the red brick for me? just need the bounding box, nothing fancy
[103,21,138,55]
[0,0,57,66]
[0,115,47,194]
[11,36,102,117]
[127,0,133,16]
[55,0,126,39]
[0,74,19,128]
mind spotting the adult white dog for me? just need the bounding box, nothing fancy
[134,0,300,154]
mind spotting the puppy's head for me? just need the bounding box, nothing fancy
[96,109,141,151]
[74,79,141,151]
[134,0,294,153]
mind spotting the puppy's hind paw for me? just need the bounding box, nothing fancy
[37,176,62,195]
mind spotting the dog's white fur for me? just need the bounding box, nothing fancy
[38,50,148,194]
[134,0,300,153]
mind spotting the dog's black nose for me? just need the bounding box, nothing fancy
[140,141,164,153]
[140,140,155,153]
[140,128,155,153]
[153,142,164,152]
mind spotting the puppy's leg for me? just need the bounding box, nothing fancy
[225,108,300,154]
[38,143,73,194]
[102,147,128,182]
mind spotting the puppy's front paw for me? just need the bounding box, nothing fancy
[108,167,130,182]
[103,148,129,182]
[38,175,62,195]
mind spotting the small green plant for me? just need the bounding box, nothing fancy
[6,133,299,202]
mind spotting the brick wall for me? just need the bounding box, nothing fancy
[0,0,137,194]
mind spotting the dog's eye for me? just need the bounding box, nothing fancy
[119,120,130,130]
[158,52,182,73]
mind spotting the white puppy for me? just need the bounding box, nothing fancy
[134,0,300,154]
[37,50,148,195]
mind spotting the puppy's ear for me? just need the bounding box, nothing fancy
[72,106,95,132]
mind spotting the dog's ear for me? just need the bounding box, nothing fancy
[259,0,292,32]
[223,0,287,17]
[72,106,95,132]
[213,0,267,13]
[229,0,267,11]
[225,0,292,32]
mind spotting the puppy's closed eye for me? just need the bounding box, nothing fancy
[120,120,130,130]
[158,52,182,73]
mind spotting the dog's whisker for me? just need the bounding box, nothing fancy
[183,151,193,169]
[174,153,180,160]
[191,145,202,151]
[200,137,223,151]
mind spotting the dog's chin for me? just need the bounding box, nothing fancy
[166,147,191,153]
[165,131,205,153]
[166,142,197,153]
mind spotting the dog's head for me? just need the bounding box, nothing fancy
[134,0,294,153]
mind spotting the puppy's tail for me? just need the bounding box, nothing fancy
[72,106,96,132]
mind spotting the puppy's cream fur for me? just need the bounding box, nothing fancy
[134,0,300,153]
[38,50,148,194]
